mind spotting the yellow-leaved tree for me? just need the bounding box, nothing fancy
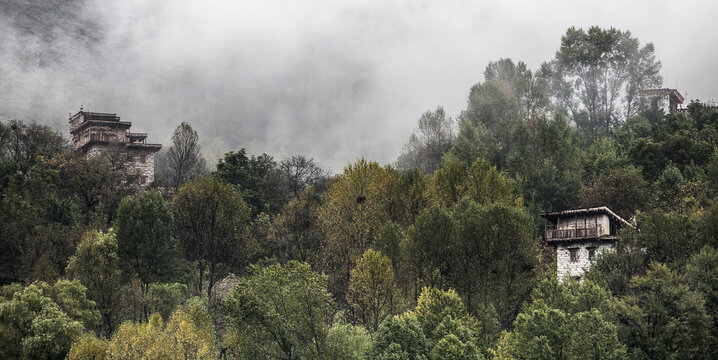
[68,298,217,360]
[320,159,392,300]
[347,249,396,332]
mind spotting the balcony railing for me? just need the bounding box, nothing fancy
[89,134,115,142]
[546,227,598,241]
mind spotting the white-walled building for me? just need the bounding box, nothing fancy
[541,206,632,282]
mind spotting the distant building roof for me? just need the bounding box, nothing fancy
[640,88,684,104]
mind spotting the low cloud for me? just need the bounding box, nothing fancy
[2,0,717,170]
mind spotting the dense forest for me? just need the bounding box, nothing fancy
[2,26,718,360]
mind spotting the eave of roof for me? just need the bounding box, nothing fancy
[541,206,632,227]
[70,119,132,134]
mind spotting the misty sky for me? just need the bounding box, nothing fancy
[2,0,717,171]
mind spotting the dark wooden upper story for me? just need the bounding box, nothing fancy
[68,109,161,153]
[541,206,631,243]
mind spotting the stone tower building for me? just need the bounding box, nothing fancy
[69,108,161,185]
[541,206,631,282]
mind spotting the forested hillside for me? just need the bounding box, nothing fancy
[2,26,718,360]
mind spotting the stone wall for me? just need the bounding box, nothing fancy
[126,151,155,185]
[84,145,156,186]
[556,241,614,282]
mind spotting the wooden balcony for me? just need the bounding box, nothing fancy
[546,227,598,241]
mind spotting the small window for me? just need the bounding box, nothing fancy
[139,154,147,163]
[140,176,147,185]
[587,247,596,261]
[569,248,579,262]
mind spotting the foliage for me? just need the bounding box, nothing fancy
[224,261,334,360]
[450,200,538,327]
[369,287,483,360]
[368,313,429,360]
[615,262,712,359]
[624,209,697,266]
[281,155,329,198]
[104,298,217,359]
[547,26,661,135]
[67,334,108,360]
[215,148,287,215]
[405,205,454,292]
[494,278,627,360]
[320,159,393,301]
[579,165,649,219]
[173,176,253,297]
[59,154,140,223]
[397,106,455,174]
[269,186,323,265]
[348,249,396,332]
[686,246,718,358]
[156,122,207,191]
[0,120,68,174]
[427,157,520,209]
[324,312,372,360]
[146,282,189,322]
[115,191,177,298]
[0,280,98,360]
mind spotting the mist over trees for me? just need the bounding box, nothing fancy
[3,25,718,360]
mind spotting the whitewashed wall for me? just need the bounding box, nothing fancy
[556,241,613,282]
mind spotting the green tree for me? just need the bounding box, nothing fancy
[616,262,712,359]
[215,149,287,215]
[585,243,649,298]
[280,155,329,198]
[451,200,537,327]
[548,26,662,134]
[59,154,141,224]
[67,334,108,360]
[320,159,391,301]
[115,191,176,301]
[450,58,548,169]
[224,261,334,360]
[156,122,207,191]
[324,312,372,360]
[494,278,626,360]
[104,298,217,359]
[397,106,455,174]
[579,165,649,219]
[482,58,549,121]
[426,158,519,209]
[413,288,479,347]
[0,281,98,360]
[624,209,697,266]
[406,206,454,293]
[66,229,124,336]
[368,313,428,360]
[369,287,484,360]
[270,186,323,265]
[458,73,519,168]
[173,177,252,298]
[347,249,396,332]
[0,120,68,174]
[145,282,189,322]
[506,114,583,212]
[374,222,403,274]
[696,204,718,250]
[686,246,718,358]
